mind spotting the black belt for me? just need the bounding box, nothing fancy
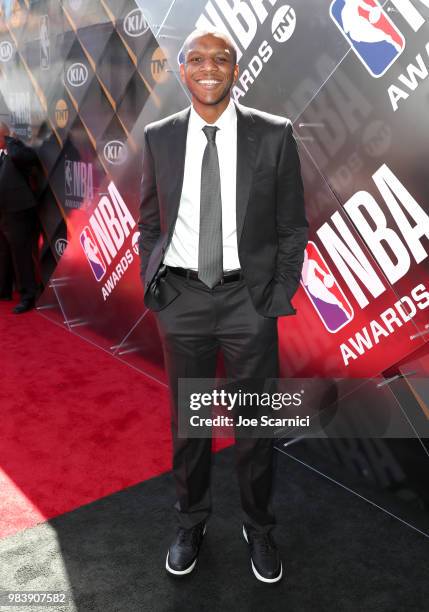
[167,266,243,284]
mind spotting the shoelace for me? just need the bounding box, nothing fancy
[177,526,200,547]
[250,532,275,555]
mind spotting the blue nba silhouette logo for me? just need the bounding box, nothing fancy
[330,0,405,78]
[301,242,354,333]
[80,226,106,282]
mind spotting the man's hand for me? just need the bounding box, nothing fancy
[138,127,161,286]
[275,121,308,303]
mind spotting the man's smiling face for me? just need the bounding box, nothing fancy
[180,33,238,109]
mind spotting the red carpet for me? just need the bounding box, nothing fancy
[0,298,230,539]
[0,299,173,539]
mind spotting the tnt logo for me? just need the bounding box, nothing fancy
[330,0,405,78]
[301,242,354,333]
[272,5,296,44]
[55,99,68,128]
[151,48,168,83]
[80,226,106,282]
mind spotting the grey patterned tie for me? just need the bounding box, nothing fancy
[198,125,223,288]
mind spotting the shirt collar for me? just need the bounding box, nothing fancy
[189,98,236,134]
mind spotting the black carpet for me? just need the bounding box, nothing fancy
[1,444,428,612]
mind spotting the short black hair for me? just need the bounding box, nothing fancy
[178,29,238,66]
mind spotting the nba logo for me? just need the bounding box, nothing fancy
[330,0,405,78]
[80,226,106,282]
[40,15,50,70]
[65,160,72,196]
[301,242,354,333]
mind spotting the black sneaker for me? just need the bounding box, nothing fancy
[243,524,283,583]
[12,299,35,314]
[165,522,206,576]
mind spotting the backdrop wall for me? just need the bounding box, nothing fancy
[1,0,428,522]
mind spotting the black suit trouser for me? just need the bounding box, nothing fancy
[154,268,278,534]
[0,208,38,301]
[0,227,14,296]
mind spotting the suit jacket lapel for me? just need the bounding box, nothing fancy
[167,107,191,239]
[235,102,257,245]
[166,103,257,246]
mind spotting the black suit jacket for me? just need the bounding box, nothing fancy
[138,102,308,318]
[0,137,38,213]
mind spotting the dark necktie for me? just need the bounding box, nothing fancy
[198,125,223,288]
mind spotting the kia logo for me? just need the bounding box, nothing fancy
[123,8,149,37]
[55,238,68,257]
[69,0,82,11]
[0,41,13,62]
[66,62,88,87]
[132,231,140,255]
[103,140,127,165]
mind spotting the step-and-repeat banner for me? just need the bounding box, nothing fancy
[1,1,428,519]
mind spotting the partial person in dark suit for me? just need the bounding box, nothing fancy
[138,30,308,583]
[0,226,14,301]
[0,122,40,313]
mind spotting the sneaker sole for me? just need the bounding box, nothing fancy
[165,552,198,576]
[242,525,283,584]
[165,525,207,576]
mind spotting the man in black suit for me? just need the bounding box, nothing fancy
[138,30,308,583]
[0,122,40,313]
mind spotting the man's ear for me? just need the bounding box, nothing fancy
[179,63,186,84]
[233,63,239,85]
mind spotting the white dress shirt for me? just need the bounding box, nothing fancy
[163,99,240,271]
